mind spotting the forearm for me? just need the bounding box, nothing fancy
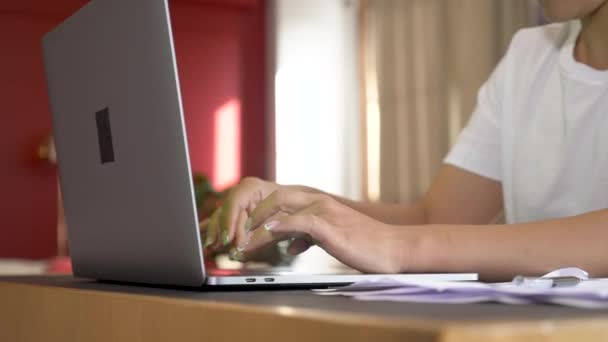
[404,209,608,281]
[337,198,426,225]
[303,165,502,226]
[293,185,426,225]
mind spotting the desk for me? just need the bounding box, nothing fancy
[2,276,608,341]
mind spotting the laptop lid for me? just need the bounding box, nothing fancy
[43,0,206,286]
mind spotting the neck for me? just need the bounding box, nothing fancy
[576,2,608,70]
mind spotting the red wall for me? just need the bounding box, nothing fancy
[0,0,268,259]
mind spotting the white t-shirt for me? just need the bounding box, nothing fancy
[445,20,608,224]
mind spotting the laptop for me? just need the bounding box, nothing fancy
[42,0,477,287]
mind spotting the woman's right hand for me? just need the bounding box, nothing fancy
[200,177,281,254]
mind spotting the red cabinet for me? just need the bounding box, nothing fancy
[0,0,268,259]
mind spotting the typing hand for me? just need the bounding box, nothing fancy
[200,177,280,253]
[236,188,408,274]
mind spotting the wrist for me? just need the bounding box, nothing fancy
[393,225,443,273]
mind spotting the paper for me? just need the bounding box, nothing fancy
[313,268,608,309]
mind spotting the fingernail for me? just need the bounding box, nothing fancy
[239,238,250,249]
[236,238,250,252]
[264,221,279,231]
[244,217,252,232]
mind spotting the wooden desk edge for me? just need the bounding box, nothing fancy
[2,279,608,342]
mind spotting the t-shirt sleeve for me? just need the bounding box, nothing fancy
[443,51,508,182]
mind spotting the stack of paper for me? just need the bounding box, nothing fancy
[314,268,608,309]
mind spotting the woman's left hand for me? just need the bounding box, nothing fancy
[236,188,414,273]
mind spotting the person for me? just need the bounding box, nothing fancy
[202,0,608,281]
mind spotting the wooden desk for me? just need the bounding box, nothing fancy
[2,276,608,341]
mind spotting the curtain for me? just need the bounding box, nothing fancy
[360,0,540,203]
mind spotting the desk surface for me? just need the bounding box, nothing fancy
[2,275,608,341]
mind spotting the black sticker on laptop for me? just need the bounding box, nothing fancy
[95,107,115,164]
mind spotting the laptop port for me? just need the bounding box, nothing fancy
[264,278,275,283]
[246,278,256,283]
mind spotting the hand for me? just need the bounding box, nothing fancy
[239,188,411,274]
[200,177,281,253]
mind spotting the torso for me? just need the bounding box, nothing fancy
[502,21,608,223]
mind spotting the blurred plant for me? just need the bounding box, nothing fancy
[192,173,223,220]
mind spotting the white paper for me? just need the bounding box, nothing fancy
[313,268,608,309]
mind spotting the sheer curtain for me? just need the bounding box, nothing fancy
[361,0,540,203]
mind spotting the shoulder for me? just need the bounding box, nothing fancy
[511,22,570,49]
[488,22,572,84]
[490,22,575,100]
[504,22,573,66]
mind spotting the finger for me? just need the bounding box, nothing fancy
[219,179,266,246]
[233,210,249,247]
[287,237,313,255]
[204,208,221,248]
[261,213,327,245]
[231,229,295,262]
[218,191,235,247]
[249,188,320,231]
[198,218,210,232]
[239,224,290,254]
[199,218,210,244]
[238,211,288,251]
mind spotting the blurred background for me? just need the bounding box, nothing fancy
[0,0,544,275]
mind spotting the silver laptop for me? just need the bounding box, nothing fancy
[42,0,477,287]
